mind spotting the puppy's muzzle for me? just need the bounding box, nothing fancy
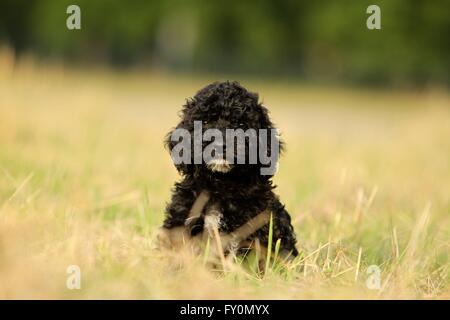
[206,159,232,173]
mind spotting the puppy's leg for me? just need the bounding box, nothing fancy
[184,190,210,236]
[270,199,299,257]
[163,180,199,229]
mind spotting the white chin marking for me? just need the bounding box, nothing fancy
[207,159,232,173]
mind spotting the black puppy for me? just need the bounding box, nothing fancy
[161,81,298,258]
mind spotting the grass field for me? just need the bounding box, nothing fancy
[0,50,449,299]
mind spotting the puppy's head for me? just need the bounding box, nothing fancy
[165,81,283,179]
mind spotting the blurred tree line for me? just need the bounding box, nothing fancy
[0,0,448,87]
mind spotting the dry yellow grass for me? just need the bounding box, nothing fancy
[0,48,449,299]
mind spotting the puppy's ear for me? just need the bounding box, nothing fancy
[164,129,176,153]
[275,128,285,158]
[258,104,283,147]
[258,104,273,128]
[164,126,192,175]
[256,104,284,177]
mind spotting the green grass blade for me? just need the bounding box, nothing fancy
[265,213,273,273]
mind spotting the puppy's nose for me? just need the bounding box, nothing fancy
[206,159,232,173]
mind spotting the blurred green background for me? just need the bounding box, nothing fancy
[0,0,449,299]
[0,0,449,87]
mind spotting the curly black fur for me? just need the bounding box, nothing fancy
[162,81,298,256]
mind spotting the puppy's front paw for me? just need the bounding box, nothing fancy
[184,216,204,236]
